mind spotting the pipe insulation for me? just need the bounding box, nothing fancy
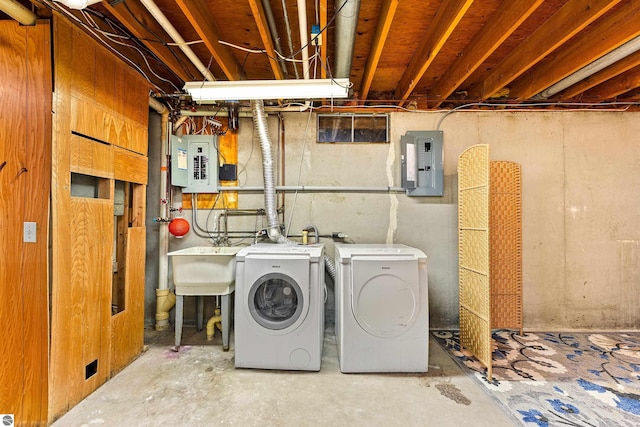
[139,0,216,81]
[252,99,291,244]
[0,0,36,26]
[334,0,361,79]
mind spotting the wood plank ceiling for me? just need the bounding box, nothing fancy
[15,0,640,109]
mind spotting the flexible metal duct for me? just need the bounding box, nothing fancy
[324,254,336,283]
[252,99,290,243]
[334,0,361,78]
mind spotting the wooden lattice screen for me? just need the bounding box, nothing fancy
[490,161,523,333]
[458,146,523,381]
[458,144,492,380]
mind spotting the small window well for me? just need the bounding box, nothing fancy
[317,114,389,143]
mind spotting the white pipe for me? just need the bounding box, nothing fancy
[139,0,216,81]
[297,0,310,79]
[0,0,36,25]
[217,185,406,193]
[537,35,640,99]
[149,97,176,331]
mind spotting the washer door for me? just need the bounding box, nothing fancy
[351,257,419,338]
[249,272,304,330]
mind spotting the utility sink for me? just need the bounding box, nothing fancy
[168,246,243,295]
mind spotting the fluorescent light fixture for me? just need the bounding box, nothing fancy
[184,78,351,103]
[53,0,101,9]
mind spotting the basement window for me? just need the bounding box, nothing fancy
[317,114,389,143]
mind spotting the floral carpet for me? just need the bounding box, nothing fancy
[433,330,640,426]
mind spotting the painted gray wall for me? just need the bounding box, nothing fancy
[145,110,640,331]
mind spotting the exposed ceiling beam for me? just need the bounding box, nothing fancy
[428,0,543,108]
[359,0,398,100]
[557,49,640,100]
[102,0,202,82]
[510,1,640,99]
[582,64,640,100]
[320,0,327,79]
[394,0,473,104]
[248,0,284,80]
[175,0,244,81]
[468,0,622,100]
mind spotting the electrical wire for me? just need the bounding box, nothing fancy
[284,105,315,238]
[435,101,639,130]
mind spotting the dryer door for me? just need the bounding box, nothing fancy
[249,272,305,331]
[351,257,419,337]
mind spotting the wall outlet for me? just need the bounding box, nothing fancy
[24,222,36,243]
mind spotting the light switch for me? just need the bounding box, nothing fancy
[24,222,36,243]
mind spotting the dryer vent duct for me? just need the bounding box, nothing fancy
[252,99,291,244]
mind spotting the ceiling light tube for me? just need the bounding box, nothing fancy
[536,35,640,99]
[184,78,351,103]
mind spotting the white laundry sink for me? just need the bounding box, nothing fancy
[168,246,243,295]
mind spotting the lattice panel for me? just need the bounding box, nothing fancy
[490,161,523,331]
[458,144,492,380]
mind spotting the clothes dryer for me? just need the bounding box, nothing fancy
[335,243,428,372]
[234,243,325,371]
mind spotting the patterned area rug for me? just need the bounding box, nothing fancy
[433,330,640,426]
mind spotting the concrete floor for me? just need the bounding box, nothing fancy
[52,327,515,427]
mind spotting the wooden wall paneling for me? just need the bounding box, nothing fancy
[94,47,116,112]
[131,183,147,228]
[0,20,28,422]
[110,226,146,373]
[70,24,95,100]
[70,198,113,398]
[123,66,150,128]
[70,96,108,144]
[0,20,51,426]
[50,15,76,420]
[21,21,52,425]
[51,11,151,421]
[70,134,115,179]
[114,147,148,184]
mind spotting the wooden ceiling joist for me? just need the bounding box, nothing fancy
[557,49,640,100]
[175,0,244,81]
[469,0,622,100]
[582,64,640,100]
[102,0,201,83]
[394,0,474,104]
[320,0,327,80]
[359,0,398,100]
[248,0,284,80]
[509,0,640,99]
[428,0,543,108]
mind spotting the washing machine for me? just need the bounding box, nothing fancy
[234,243,325,371]
[335,243,428,373]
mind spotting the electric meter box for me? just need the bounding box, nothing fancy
[401,130,444,196]
[171,134,219,193]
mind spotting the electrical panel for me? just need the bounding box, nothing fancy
[171,134,219,193]
[401,130,444,196]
